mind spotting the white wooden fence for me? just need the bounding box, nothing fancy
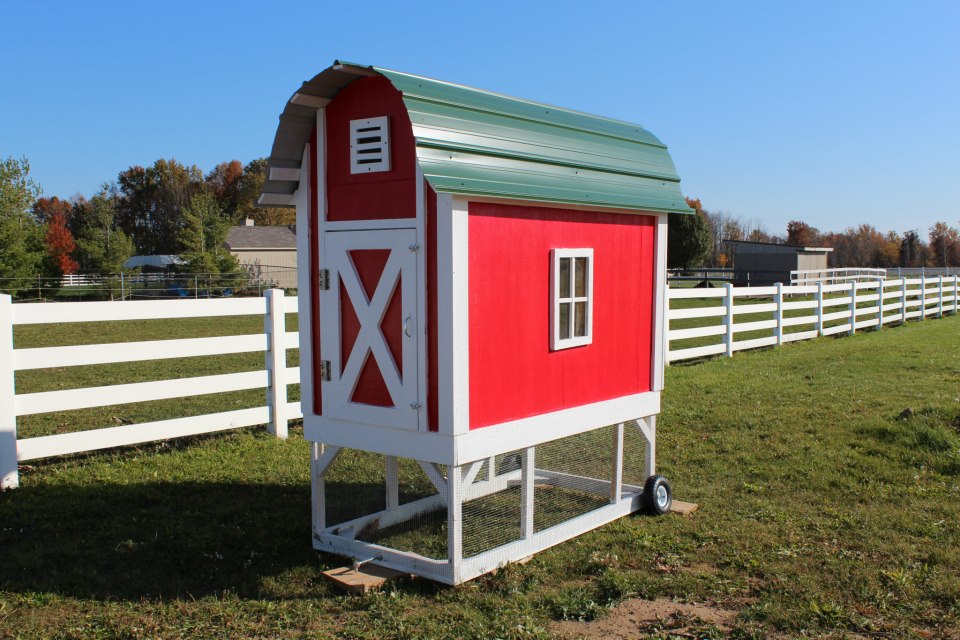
[2,276,958,490]
[0,290,300,490]
[668,276,959,363]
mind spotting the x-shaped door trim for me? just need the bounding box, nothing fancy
[337,249,405,406]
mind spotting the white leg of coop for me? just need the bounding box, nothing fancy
[635,415,657,478]
[611,422,625,503]
[447,463,464,582]
[311,444,341,536]
[521,446,536,540]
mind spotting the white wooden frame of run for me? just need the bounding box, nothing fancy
[666,276,959,363]
[0,291,300,490]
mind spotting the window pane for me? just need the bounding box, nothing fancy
[574,301,587,337]
[559,258,571,298]
[559,302,571,339]
[574,258,587,297]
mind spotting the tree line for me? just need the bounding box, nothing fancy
[669,197,960,270]
[0,155,293,293]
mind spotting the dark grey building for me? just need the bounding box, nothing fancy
[728,240,832,285]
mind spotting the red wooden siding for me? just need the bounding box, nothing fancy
[325,76,417,221]
[467,203,656,429]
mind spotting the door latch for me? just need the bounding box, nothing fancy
[320,360,332,381]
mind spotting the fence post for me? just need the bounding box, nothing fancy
[264,289,289,439]
[724,282,735,357]
[815,281,824,336]
[774,281,784,346]
[848,281,857,335]
[920,274,926,320]
[901,277,908,324]
[876,278,884,330]
[955,275,959,315]
[938,275,944,318]
[0,295,18,490]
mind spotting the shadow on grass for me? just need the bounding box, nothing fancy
[0,481,329,601]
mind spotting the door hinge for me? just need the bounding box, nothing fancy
[320,360,332,381]
[409,401,422,410]
[318,269,330,290]
[408,243,420,253]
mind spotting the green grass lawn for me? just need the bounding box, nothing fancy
[2,314,960,638]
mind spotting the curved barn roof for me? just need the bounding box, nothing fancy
[262,61,692,214]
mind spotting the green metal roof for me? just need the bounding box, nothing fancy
[262,62,692,214]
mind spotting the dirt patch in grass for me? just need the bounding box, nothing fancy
[551,597,738,638]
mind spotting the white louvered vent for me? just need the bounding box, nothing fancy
[349,116,391,174]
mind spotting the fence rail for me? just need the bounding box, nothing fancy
[0,268,297,302]
[668,275,959,363]
[790,267,887,285]
[0,290,300,490]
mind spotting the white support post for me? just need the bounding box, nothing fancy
[876,278,884,330]
[848,282,857,335]
[774,282,784,345]
[313,444,341,534]
[521,446,535,539]
[901,277,908,324]
[264,289,288,439]
[312,444,324,533]
[610,423,624,504]
[920,275,926,320]
[385,455,399,510]
[447,464,463,578]
[644,416,657,478]
[815,281,824,336]
[487,455,497,480]
[723,283,734,357]
[0,295,17,490]
[938,275,944,318]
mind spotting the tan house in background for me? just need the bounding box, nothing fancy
[224,220,298,289]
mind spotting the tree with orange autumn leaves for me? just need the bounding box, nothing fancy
[43,206,79,276]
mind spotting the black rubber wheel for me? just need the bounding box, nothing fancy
[643,475,672,515]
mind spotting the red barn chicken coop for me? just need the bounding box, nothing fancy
[260,61,693,584]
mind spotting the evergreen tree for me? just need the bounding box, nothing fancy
[667,197,714,269]
[179,191,240,275]
[0,157,45,294]
[73,188,135,274]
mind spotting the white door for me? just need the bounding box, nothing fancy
[320,229,420,430]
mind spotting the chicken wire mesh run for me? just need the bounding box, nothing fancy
[321,451,447,560]
[315,422,653,576]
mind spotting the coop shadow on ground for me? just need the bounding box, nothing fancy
[0,479,401,602]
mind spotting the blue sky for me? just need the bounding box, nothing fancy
[2,0,957,238]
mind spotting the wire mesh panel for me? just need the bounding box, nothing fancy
[358,459,448,561]
[622,419,653,490]
[462,455,524,558]
[323,449,388,527]
[535,427,616,532]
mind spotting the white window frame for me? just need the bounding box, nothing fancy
[551,248,594,350]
